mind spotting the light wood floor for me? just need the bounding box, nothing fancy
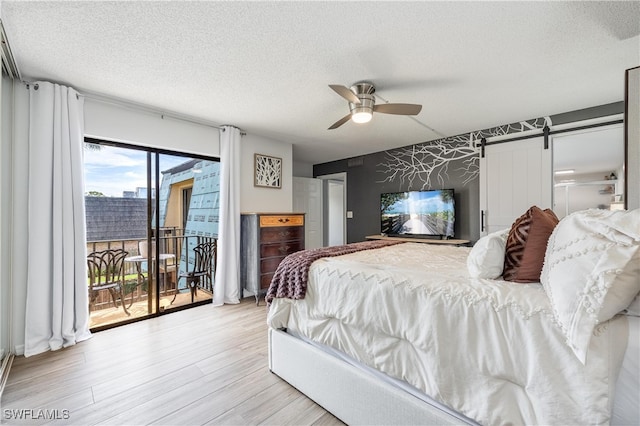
[1,298,344,425]
[89,290,213,329]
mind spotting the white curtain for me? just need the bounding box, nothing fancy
[213,126,241,305]
[24,82,91,357]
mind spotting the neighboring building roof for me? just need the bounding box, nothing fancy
[161,159,200,175]
[85,197,147,241]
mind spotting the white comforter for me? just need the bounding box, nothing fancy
[267,243,628,425]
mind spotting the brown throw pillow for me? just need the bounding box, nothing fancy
[503,206,559,283]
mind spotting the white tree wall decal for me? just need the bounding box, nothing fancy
[377,117,549,190]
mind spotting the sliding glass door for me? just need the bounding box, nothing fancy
[84,139,219,330]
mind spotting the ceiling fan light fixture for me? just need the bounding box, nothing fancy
[351,110,373,124]
[349,94,375,124]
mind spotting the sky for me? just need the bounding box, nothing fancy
[83,145,191,197]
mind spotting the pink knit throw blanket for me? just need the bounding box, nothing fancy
[265,239,402,305]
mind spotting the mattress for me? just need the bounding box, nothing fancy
[267,242,636,425]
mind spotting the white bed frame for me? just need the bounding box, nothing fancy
[268,328,470,425]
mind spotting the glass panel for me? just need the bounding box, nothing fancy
[84,143,154,328]
[157,156,220,310]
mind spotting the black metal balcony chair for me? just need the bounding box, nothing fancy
[172,240,217,304]
[87,249,130,316]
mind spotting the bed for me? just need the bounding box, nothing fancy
[266,208,640,425]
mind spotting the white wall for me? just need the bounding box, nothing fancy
[84,98,220,157]
[240,133,293,213]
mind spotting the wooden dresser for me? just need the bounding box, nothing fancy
[240,213,305,304]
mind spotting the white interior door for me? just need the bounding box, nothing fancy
[293,177,323,249]
[479,137,552,235]
[327,180,345,246]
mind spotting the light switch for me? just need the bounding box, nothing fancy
[346,211,353,219]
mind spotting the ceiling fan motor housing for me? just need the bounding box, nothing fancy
[349,82,375,117]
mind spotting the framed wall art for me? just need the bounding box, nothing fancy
[254,153,282,188]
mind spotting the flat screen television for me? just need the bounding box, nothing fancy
[381,189,455,238]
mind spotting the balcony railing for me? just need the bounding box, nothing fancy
[87,229,216,311]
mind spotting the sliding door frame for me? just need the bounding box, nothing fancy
[85,137,219,331]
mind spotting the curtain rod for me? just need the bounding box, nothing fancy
[79,89,223,130]
[0,19,21,80]
[24,82,247,134]
[22,80,226,131]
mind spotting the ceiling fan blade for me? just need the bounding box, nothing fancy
[329,84,361,104]
[328,113,352,130]
[374,103,422,115]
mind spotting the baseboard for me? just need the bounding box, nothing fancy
[0,353,15,400]
[14,344,24,356]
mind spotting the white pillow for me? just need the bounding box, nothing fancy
[625,293,640,316]
[541,208,640,364]
[467,228,510,279]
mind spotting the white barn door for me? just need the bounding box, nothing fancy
[293,177,323,249]
[479,137,552,236]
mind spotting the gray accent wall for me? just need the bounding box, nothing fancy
[314,102,624,244]
[315,149,480,244]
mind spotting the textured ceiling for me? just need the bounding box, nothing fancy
[1,1,639,164]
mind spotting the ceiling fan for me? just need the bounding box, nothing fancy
[328,82,422,130]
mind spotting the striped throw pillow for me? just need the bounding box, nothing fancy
[503,206,559,282]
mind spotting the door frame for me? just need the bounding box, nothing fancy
[317,172,347,246]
